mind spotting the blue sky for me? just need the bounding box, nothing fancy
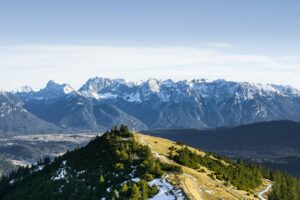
[0,0,300,90]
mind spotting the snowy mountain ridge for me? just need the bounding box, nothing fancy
[77,77,300,103]
[15,80,76,101]
[13,77,300,102]
[2,77,300,133]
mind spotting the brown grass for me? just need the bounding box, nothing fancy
[135,133,264,200]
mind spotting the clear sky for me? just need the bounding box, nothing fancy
[0,0,299,90]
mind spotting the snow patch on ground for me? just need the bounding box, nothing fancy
[34,165,45,172]
[51,160,67,181]
[148,178,185,200]
[106,187,112,192]
[52,168,67,180]
[131,177,141,182]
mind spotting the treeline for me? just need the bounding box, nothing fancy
[169,146,262,191]
[208,151,300,199]
[0,125,182,200]
[267,171,300,200]
[169,146,300,199]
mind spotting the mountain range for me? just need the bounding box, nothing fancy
[0,91,63,135]
[1,77,300,134]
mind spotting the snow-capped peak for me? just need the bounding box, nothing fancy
[44,80,74,94]
[14,86,37,93]
[80,77,126,92]
[14,81,76,101]
[76,77,300,103]
[11,77,300,104]
[270,84,300,97]
[146,78,160,93]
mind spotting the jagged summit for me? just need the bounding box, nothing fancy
[5,77,300,132]
[78,77,127,100]
[13,77,300,102]
[44,80,75,95]
[13,86,37,93]
[15,80,75,101]
[74,78,300,108]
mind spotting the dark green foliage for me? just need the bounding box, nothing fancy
[268,171,300,200]
[170,146,300,199]
[130,184,141,200]
[0,125,176,200]
[160,163,183,173]
[171,147,263,191]
[175,141,185,146]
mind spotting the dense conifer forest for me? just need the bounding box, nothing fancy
[0,125,181,200]
[169,145,300,199]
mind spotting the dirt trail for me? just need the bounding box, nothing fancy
[258,182,272,200]
[135,133,265,200]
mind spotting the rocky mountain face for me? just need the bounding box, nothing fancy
[0,92,63,135]
[2,77,300,134]
[15,80,75,102]
[78,77,300,129]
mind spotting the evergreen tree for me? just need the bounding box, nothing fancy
[120,183,129,194]
[113,189,119,199]
[130,184,141,200]
[99,175,105,186]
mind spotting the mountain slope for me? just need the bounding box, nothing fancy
[78,77,300,129]
[144,120,300,177]
[144,120,300,150]
[135,133,268,200]
[13,77,300,133]
[0,92,63,135]
[2,126,299,199]
[22,92,147,132]
[0,126,184,200]
[16,80,75,102]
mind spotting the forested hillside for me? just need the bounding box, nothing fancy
[145,120,300,177]
[0,126,299,199]
[168,146,300,199]
[0,126,181,200]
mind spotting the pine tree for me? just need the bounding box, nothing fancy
[130,184,141,200]
[113,189,119,199]
[120,183,129,193]
[138,179,149,199]
[99,175,105,185]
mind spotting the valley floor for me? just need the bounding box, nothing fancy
[0,133,100,174]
